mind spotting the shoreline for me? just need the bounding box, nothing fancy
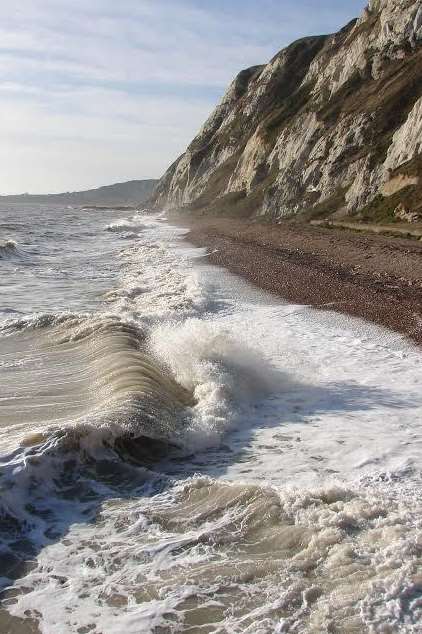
[171,215,422,345]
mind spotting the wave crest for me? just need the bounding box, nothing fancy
[0,239,18,259]
[105,219,145,235]
[150,319,281,449]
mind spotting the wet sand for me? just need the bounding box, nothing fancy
[175,215,422,344]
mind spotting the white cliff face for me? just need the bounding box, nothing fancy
[277,0,421,105]
[226,129,267,195]
[384,96,422,170]
[153,0,422,221]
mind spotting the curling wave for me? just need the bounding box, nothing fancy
[0,312,197,587]
[0,314,197,455]
[0,310,278,459]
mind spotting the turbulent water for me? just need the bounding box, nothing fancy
[0,203,421,634]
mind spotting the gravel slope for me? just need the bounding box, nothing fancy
[178,216,422,344]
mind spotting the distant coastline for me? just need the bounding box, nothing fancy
[81,205,137,211]
[0,179,157,207]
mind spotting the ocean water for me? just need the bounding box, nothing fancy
[0,203,421,634]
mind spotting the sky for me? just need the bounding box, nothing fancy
[0,0,367,194]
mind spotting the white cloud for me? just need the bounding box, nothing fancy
[0,87,211,193]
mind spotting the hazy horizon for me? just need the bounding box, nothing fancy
[2,0,366,195]
[0,177,158,198]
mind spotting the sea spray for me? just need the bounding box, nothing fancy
[0,239,19,259]
[149,318,282,449]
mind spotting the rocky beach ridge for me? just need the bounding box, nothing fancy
[182,216,422,343]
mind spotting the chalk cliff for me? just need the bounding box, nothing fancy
[153,0,422,223]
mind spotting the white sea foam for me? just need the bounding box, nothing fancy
[150,318,281,449]
[105,217,146,234]
[106,230,209,322]
[1,210,422,633]
[5,474,422,633]
[0,238,18,258]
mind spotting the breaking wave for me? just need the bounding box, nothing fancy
[0,239,18,259]
[0,306,284,634]
[0,308,278,535]
[0,313,276,453]
[0,311,88,335]
[105,219,146,236]
[150,318,281,448]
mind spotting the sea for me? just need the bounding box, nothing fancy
[0,203,421,633]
